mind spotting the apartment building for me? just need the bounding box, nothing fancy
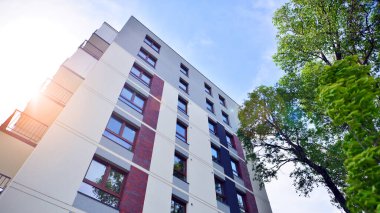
[0,16,272,213]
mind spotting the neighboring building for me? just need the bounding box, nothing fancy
[0,17,272,213]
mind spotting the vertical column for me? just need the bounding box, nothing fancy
[143,82,178,213]
[120,75,164,213]
[217,123,240,213]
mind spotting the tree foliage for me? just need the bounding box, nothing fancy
[318,56,380,212]
[273,0,380,74]
[238,65,349,211]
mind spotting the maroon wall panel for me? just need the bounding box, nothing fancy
[142,75,163,129]
[119,167,148,213]
[234,135,259,213]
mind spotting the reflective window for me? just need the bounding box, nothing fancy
[104,114,137,150]
[222,111,230,125]
[231,159,240,177]
[226,132,235,149]
[219,95,226,107]
[138,48,157,67]
[237,193,247,213]
[130,65,152,86]
[179,78,188,93]
[120,86,146,114]
[180,63,189,76]
[178,97,187,114]
[79,159,126,208]
[173,154,186,181]
[144,35,161,53]
[205,83,212,95]
[176,121,187,142]
[208,119,217,135]
[206,99,214,113]
[215,178,226,203]
[171,197,186,213]
[211,146,219,163]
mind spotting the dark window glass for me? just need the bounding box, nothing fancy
[206,99,214,113]
[179,78,188,93]
[226,133,235,149]
[171,197,186,213]
[215,178,226,203]
[138,48,157,67]
[180,63,189,76]
[205,83,212,95]
[219,95,226,107]
[176,121,187,142]
[178,97,187,114]
[144,35,160,52]
[173,154,186,181]
[120,86,146,113]
[208,119,217,135]
[79,159,126,208]
[222,112,230,125]
[104,115,137,150]
[130,65,152,86]
[231,159,240,177]
[237,193,247,213]
[211,146,219,163]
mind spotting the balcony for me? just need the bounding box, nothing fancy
[0,173,11,194]
[79,32,110,60]
[41,79,73,106]
[0,110,48,146]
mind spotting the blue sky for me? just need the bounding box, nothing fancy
[0,0,342,212]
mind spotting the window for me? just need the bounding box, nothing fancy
[79,158,126,208]
[137,48,157,67]
[180,63,189,76]
[120,86,146,114]
[226,132,235,149]
[237,193,247,213]
[222,111,230,125]
[219,95,226,107]
[215,178,226,203]
[173,153,187,181]
[130,64,152,86]
[231,159,240,177]
[176,121,187,143]
[179,78,189,93]
[208,119,217,135]
[206,99,214,113]
[211,145,220,163]
[178,96,188,114]
[103,115,137,150]
[144,35,160,53]
[171,197,186,213]
[204,83,212,95]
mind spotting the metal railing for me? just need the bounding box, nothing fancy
[0,173,11,194]
[79,39,104,59]
[0,110,48,146]
[41,79,73,106]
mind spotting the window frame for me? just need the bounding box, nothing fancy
[179,78,189,93]
[206,99,214,113]
[225,132,235,149]
[119,85,146,114]
[237,192,247,213]
[215,178,227,204]
[171,196,187,213]
[211,145,220,163]
[137,48,157,68]
[231,158,241,177]
[144,35,161,53]
[176,120,188,143]
[129,64,152,87]
[180,63,189,76]
[222,111,230,125]
[219,95,226,107]
[208,119,217,136]
[80,157,127,208]
[204,83,212,96]
[178,96,188,114]
[173,152,187,182]
[103,114,138,151]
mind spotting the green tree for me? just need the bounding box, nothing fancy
[238,65,349,212]
[273,0,380,74]
[318,56,380,212]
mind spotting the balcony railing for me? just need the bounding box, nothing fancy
[79,32,110,60]
[41,79,73,106]
[0,110,48,146]
[0,173,11,194]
